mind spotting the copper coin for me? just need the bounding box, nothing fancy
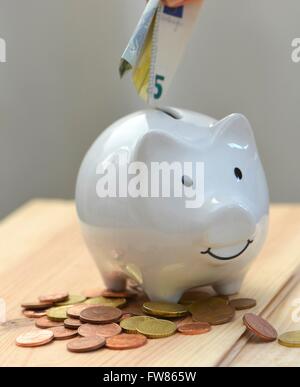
[67,336,106,353]
[67,304,91,319]
[230,298,257,311]
[35,316,64,329]
[178,322,211,335]
[50,326,78,340]
[21,301,53,310]
[39,292,69,303]
[16,328,54,347]
[102,289,137,299]
[190,297,235,325]
[180,290,212,305]
[176,316,195,327]
[121,303,145,316]
[243,313,278,342]
[83,288,103,298]
[78,323,122,338]
[64,318,82,330]
[55,294,86,307]
[106,333,147,350]
[80,306,122,324]
[23,309,47,318]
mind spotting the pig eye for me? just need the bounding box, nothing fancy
[234,167,243,180]
[182,175,193,187]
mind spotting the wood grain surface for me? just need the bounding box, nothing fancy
[0,200,300,367]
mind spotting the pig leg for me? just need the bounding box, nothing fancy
[144,287,183,303]
[102,271,127,292]
[212,275,245,296]
[142,276,184,303]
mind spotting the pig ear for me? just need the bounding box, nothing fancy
[134,131,187,163]
[212,113,256,149]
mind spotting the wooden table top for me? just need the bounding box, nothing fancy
[0,200,300,367]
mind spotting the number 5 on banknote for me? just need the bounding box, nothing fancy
[154,74,165,100]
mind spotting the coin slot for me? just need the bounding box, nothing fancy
[156,107,182,120]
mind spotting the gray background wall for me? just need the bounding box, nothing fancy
[0,0,299,219]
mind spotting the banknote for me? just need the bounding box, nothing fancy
[119,0,160,78]
[120,0,204,104]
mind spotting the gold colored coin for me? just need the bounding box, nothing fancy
[188,296,227,313]
[137,318,177,339]
[85,296,126,308]
[278,331,300,348]
[189,297,235,325]
[47,306,70,322]
[120,316,155,334]
[55,295,86,307]
[142,302,188,318]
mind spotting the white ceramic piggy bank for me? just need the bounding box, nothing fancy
[76,108,269,302]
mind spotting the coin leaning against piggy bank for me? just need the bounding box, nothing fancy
[76,108,269,302]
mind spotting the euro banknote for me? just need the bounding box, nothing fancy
[120,0,204,104]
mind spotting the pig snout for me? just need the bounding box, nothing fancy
[204,205,256,247]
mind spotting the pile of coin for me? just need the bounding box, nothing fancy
[243,313,278,342]
[16,285,291,353]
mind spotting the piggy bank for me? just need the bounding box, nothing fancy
[76,108,269,302]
